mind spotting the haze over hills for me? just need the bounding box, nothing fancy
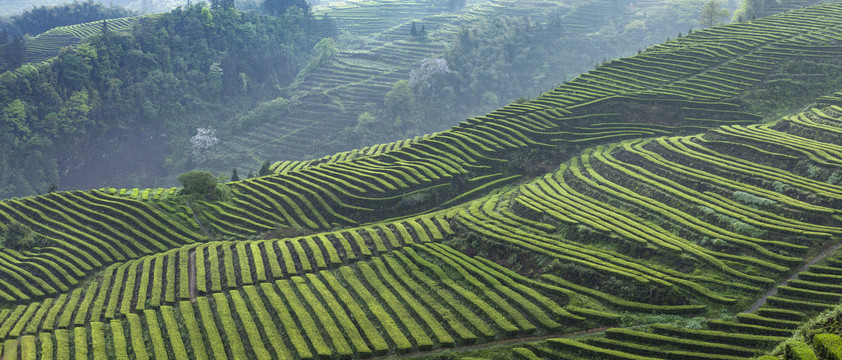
[0,0,752,199]
[2,0,842,358]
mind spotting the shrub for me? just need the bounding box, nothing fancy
[813,333,842,360]
[0,220,49,250]
[178,170,229,201]
[785,341,818,360]
[178,171,217,196]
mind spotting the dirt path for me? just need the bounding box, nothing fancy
[188,249,197,302]
[745,241,842,313]
[384,327,612,359]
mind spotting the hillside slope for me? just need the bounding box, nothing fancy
[200,0,696,173]
[2,2,842,359]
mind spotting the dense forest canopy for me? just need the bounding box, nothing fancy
[0,1,330,198]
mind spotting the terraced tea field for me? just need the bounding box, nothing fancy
[207,0,661,171]
[4,2,842,359]
[23,17,138,65]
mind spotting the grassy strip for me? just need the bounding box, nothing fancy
[242,286,292,359]
[402,247,515,335]
[127,313,149,360]
[212,293,249,359]
[276,279,333,356]
[259,282,314,359]
[196,297,228,360]
[24,298,53,334]
[229,290,272,359]
[291,240,313,272]
[90,322,107,360]
[145,255,163,307]
[306,273,373,356]
[319,271,389,354]
[110,320,129,359]
[178,301,209,360]
[134,257,152,311]
[340,266,413,352]
[144,310,169,360]
[293,277,354,356]
[384,254,479,343]
[161,306,189,360]
[72,281,98,326]
[372,257,455,347]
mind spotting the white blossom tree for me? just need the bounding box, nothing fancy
[410,58,450,88]
[191,127,219,162]
[410,58,451,105]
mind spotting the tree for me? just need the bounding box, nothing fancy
[6,35,25,69]
[56,90,92,135]
[207,62,223,96]
[262,0,310,16]
[313,38,337,60]
[231,168,240,181]
[3,99,30,135]
[410,22,418,37]
[258,161,271,177]
[190,128,220,162]
[0,221,44,250]
[47,183,57,193]
[410,58,451,104]
[178,170,218,197]
[384,80,415,118]
[699,0,730,28]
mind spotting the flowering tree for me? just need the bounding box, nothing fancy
[410,58,450,104]
[191,127,219,162]
[410,58,450,88]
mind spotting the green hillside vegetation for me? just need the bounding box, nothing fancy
[204,0,735,174]
[0,3,326,198]
[4,1,842,359]
[0,1,137,73]
[0,0,756,201]
[22,17,139,65]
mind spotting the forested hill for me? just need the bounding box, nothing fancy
[0,0,771,199]
[0,3,331,199]
[2,2,842,359]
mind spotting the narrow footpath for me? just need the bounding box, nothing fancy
[746,241,842,313]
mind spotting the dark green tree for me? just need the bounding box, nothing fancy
[385,80,415,118]
[262,0,310,16]
[6,35,25,69]
[0,221,43,250]
[231,168,240,181]
[178,170,218,197]
[258,161,272,177]
[410,22,418,37]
